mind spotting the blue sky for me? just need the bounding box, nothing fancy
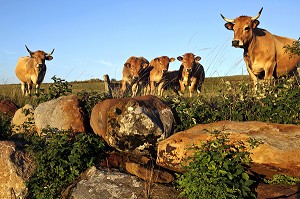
[0,1,299,84]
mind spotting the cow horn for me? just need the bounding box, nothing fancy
[251,7,263,21]
[25,45,33,54]
[220,14,235,23]
[47,48,55,56]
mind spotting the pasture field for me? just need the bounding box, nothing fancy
[0,75,251,107]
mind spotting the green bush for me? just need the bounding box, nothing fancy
[36,76,72,103]
[0,113,13,139]
[264,174,300,186]
[24,129,106,199]
[176,131,258,199]
[165,77,300,131]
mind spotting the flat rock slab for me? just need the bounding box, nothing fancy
[157,121,300,177]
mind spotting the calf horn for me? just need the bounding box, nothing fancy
[47,48,55,56]
[25,45,33,54]
[251,7,263,21]
[220,14,235,23]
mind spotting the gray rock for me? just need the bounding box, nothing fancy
[34,95,87,135]
[90,95,174,158]
[62,166,183,199]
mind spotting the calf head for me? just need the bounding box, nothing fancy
[153,56,175,74]
[221,8,263,48]
[25,45,54,70]
[124,56,149,80]
[177,53,201,74]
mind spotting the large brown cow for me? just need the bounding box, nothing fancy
[221,8,300,87]
[15,45,54,96]
[148,56,175,96]
[121,56,150,96]
[177,53,205,97]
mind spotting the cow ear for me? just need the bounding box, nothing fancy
[124,63,131,68]
[142,62,149,68]
[252,20,260,28]
[177,56,183,61]
[195,56,201,61]
[169,57,175,62]
[224,22,234,30]
[46,56,53,61]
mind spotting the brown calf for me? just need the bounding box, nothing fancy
[177,53,205,97]
[121,56,150,96]
[148,56,175,96]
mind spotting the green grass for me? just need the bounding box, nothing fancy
[0,75,251,107]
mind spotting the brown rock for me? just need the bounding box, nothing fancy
[0,141,35,199]
[0,99,19,117]
[157,121,300,178]
[34,95,87,135]
[90,95,174,157]
[125,162,174,184]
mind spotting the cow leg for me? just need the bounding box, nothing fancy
[189,80,197,97]
[157,82,164,96]
[27,83,32,96]
[179,80,185,96]
[150,81,156,95]
[35,84,40,96]
[21,83,27,96]
[132,83,138,97]
[246,65,258,90]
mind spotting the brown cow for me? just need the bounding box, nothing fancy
[221,8,300,87]
[15,45,54,96]
[177,53,205,97]
[121,56,150,96]
[148,56,175,96]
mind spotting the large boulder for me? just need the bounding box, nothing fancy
[0,141,35,199]
[11,104,35,134]
[62,166,182,199]
[157,121,300,177]
[90,95,174,157]
[0,99,19,117]
[34,95,87,135]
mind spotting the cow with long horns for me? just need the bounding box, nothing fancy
[15,45,54,96]
[221,8,300,87]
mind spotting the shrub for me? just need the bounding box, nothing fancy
[36,76,72,103]
[264,174,300,186]
[24,129,106,199]
[176,131,258,199]
[165,77,300,131]
[0,113,13,139]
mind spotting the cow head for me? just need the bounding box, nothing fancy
[25,45,54,69]
[154,56,175,74]
[177,53,201,74]
[124,56,149,80]
[221,7,263,48]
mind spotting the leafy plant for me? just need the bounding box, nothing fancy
[264,174,300,186]
[25,129,106,199]
[284,37,300,57]
[37,76,72,103]
[77,90,111,117]
[0,113,13,139]
[165,77,300,132]
[176,131,258,199]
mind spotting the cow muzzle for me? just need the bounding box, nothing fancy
[232,40,243,48]
[186,68,192,73]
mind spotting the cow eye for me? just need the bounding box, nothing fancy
[244,26,250,31]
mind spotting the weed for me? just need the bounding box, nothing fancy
[176,131,258,199]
